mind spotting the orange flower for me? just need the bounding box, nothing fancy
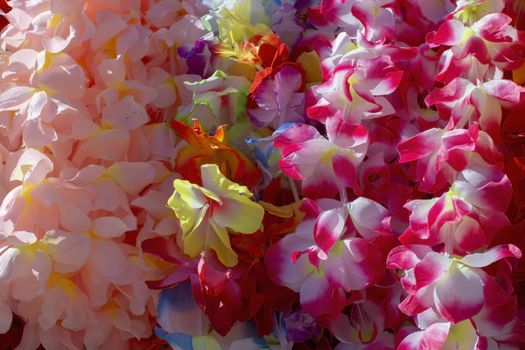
[171,119,262,189]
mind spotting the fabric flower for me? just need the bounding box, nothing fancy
[168,163,264,267]
[275,120,368,198]
[247,65,305,128]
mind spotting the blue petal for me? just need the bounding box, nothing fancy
[158,281,195,316]
[155,328,194,350]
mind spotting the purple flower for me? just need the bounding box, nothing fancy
[284,310,320,343]
[248,65,305,128]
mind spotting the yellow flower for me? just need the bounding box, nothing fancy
[215,0,272,47]
[168,164,264,267]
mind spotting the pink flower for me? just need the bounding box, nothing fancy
[266,197,391,320]
[398,123,503,193]
[275,120,368,198]
[387,244,521,323]
[425,77,524,134]
[427,13,522,83]
[400,166,512,253]
[307,57,402,123]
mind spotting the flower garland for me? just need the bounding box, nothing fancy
[0,0,524,349]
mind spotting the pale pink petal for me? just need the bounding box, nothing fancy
[348,197,390,239]
[398,323,450,350]
[265,233,314,291]
[90,19,127,50]
[11,251,51,301]
[300,273,344,317]
[92,217,131,238]
[58,204,91,232]
[42,27,76,54]
[0,86,34,111]
[131,190,172,220]
[6,231,37,245]
[0,247,31,283]
[460,244,521,268]
[73,129,130,164]
[90,180,127,212]
[98,58,126,87]
[44,230,91,274]
[482,80,524,104]
[9,148,53,185]
[147,68,176,109]
[0,301,12,334]
[434,263,484,323]
[88,239,128,278]
[102,96,149,131]
[105,161,157,195]
[37,59,87,100]
[39,287,66,330]
[16,323,41,350]
[23,93,59,148]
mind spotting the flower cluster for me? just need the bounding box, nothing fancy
[0,0,524,349]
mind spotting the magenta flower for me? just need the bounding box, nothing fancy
[425,77,524,133]
[400,166,512,253]
[275,119,368,198]
[265,197,391,320]
[307,57,403,124]
[388,244,521,324]
[398,123,503,193]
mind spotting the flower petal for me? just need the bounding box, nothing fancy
[459,244,521,268]
[398,323,450,350]
[348,197,390,239]
[314,208,346,253]
[0,301,12,334]
[434,262,484,323]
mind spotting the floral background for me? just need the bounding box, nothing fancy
[0,0,524,349]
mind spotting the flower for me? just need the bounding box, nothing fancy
[265,197,391,320]
[168,163,264,267]
[275,120,368,198]
[171,119,262,190]
[387,244,521,323]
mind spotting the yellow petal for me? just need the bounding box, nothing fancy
[182,219,209,258]
[201,163,252,198]
[200,164,264,234]
[297,51,322,84]
[216,0,271,46]
[168,179,215,234]
[213,193,264,234]
[209,222,238,267]
[258,200,301,218]
[192,336,221,350]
